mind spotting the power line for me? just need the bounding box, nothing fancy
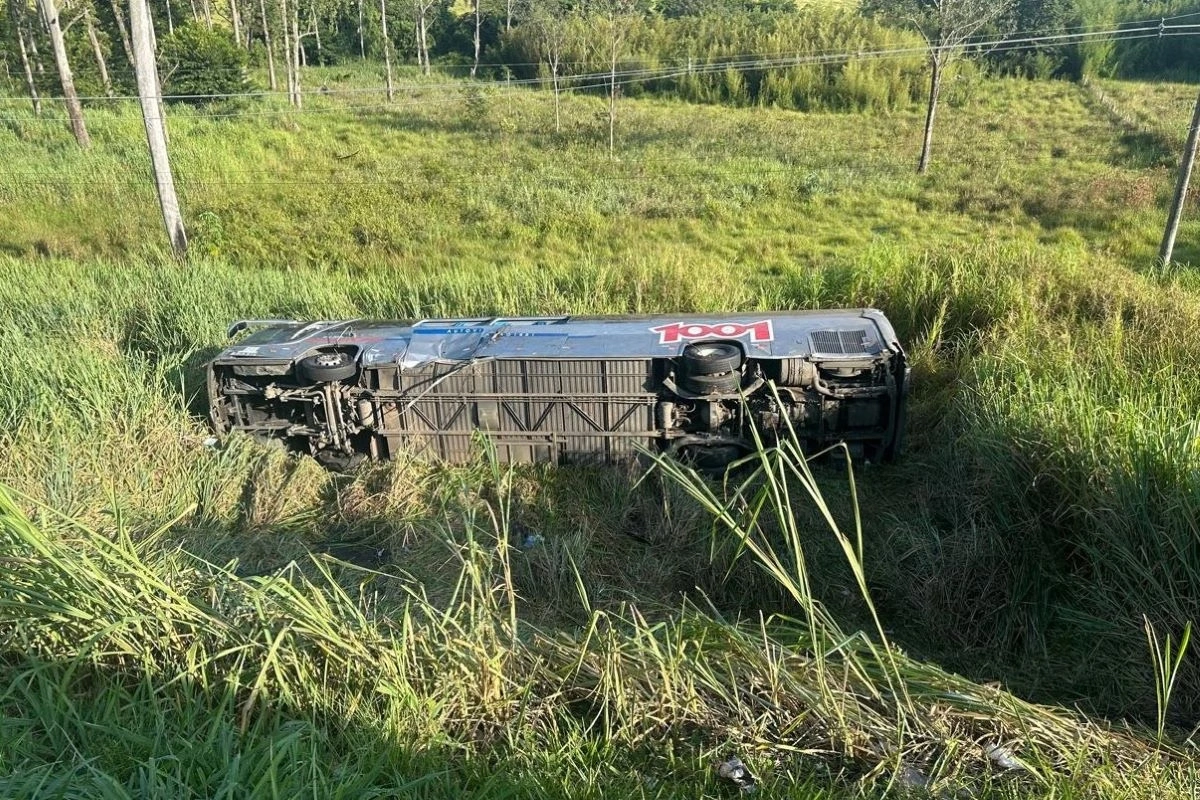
[336,13,1200,71]
[0,25,1182,110]
[596,28,1187,91]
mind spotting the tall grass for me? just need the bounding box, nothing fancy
[499,10,927,112]
[0,76,1180,270]
[4,236,1200,724]
[0,447,1187,797]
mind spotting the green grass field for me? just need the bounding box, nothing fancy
[3,67,1200,796]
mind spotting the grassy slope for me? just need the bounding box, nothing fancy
[3,70,1200,795]
[0,73,1183,268]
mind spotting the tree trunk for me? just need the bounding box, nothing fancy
[260,0,276,91]
[470,0,480,78]
[38,0,90,148]
[311,6,321,57]
[917,56,942,175]
[25,18,44,75]
[85,9,113,96]
[165,0,174,34]
[201,0,212,28]
[417,4,429,76]
[147,2,158,51]
[608,37,617,158]
[279,0,294,103]
[550,53,560,134]
[290,0,302,106]
[356,0,363,58]
[109,0,135,68]
[8,0,41,115]
[505,0,511,30]
[380,0,393,101]
[16,20,43,116]
[230,0,243,48]
[412,2,421,69]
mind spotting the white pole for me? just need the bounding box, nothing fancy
[130,0,188,258]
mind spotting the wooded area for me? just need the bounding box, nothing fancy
[3,0,1198,114]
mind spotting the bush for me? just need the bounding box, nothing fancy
[1075,0,1200,80]
[158,23,249,103]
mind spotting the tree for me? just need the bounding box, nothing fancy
[259,0,276,88]
[413,0,435,75]
[37,0,91,147]
[592,0,638,158]
[995,0,1081,79]
[6,0,42,114]
[469,0,480,77]
[84,6,113,95]
[230,0,243,48]
[277,0,301,105]
[158,21,248,100]
[107,0,135,70]
[866,0,1014,173]
[289,0,301,104]
[380,0,392,99]
[156,0,175,33]
[527,0,571,133]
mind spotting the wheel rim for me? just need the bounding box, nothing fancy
[314,353,346,367]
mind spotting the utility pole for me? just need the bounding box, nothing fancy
[1160,87,1200,267]
[130,0,188,258]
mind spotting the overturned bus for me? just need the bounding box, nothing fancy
[207,310,909,470]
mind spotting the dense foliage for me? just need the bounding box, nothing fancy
[159,23,250,101]
[2,0,1199,114]
[499,10,928,111]
[1082,0,1200,78]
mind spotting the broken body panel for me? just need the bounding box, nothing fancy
[207,310,909,469]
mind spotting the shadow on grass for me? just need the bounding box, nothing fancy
[1112,129,1178,170]
[116,305,226,418]
[1,655,757,799]
[1164,238,1200,270]
[349,107,694,154]
[152,448,805,632]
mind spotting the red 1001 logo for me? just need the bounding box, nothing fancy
[650,320,775,345]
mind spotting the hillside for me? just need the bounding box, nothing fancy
[2,50,1200,800]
